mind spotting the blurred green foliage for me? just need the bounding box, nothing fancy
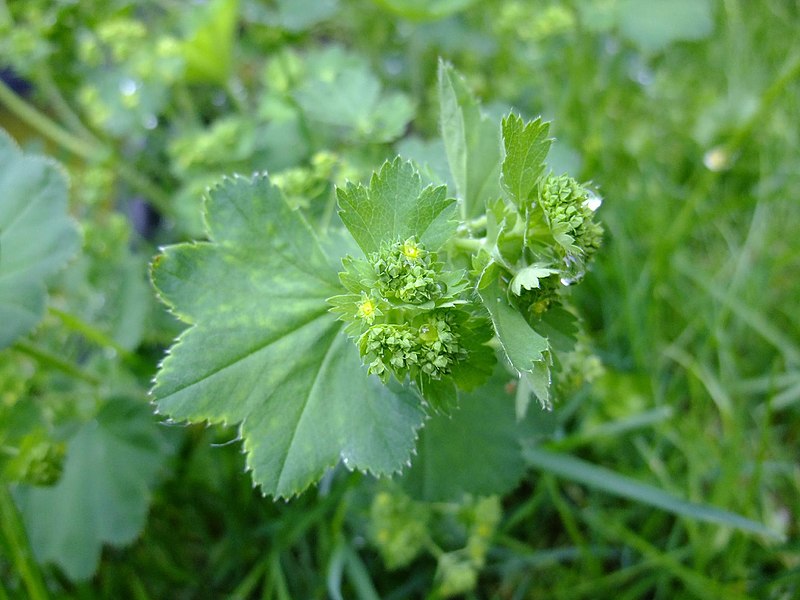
[1,0,798,598]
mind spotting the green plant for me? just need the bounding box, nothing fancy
[1,1,797,598]
[149,61,603,499]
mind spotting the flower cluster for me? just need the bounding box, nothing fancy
[359,311,468,383]
[328,236,489,407]
[537,174,603,258]
[371,238,442,304]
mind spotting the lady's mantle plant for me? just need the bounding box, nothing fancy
[151,63,603,498]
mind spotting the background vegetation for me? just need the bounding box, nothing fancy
[0,0,798,598]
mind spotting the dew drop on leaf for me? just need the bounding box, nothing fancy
[119,78,139,96]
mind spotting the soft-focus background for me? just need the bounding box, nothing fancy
[1,0,798,598]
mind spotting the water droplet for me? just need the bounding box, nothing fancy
[604,38,620,56]
[143,114,158,129]
[634,66,654,86]
[703,146,730,172]
[119,78,139,96]
[212,91,227,106]
[384,55,403,76]
[583,191,602,212]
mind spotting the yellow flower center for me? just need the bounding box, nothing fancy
[401,240,420,260]
[357,298,376,322]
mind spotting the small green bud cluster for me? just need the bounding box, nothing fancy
[517,272,562,317]
[369,489,430,570]
[464,496,502,566]
[537,174,603,258]
[12,439,65,486]
[330,237,490,405]
[368,489,501,597]
[359,311,467,383]
[371,238,442,304]
[436,553,478,598]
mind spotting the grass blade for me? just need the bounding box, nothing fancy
[523,446,783,540]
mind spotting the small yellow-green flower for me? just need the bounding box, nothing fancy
[401,238,421,260]
[356,294,379,323]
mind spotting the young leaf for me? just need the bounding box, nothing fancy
[293,51,414,143]
[151,174,425,498]
[181,0,240,84]
[0,129,80,349]
[13,397,167,581]
[501,114,551,208]
[509,265,559,296]
[337,158,456,255]
[478,278,552,409]
[437,61,502,219]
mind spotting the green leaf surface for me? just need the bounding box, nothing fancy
[245,0,339,31]
[523,446,783,540]
[337,158,457,255]
[480,278,552,410]
[501,114,551,207]
[182,0,239,84]
[0,130,80,349]
[509,265,558,296]
[479,278,549,374]
[536,306,579,354]
[373,0,479,20]
[618,0,714,53]
[293,48,414,143]
[401,370,556,501]
[438,61,503,219]
[13,397,167,581]
[152,174,425,497]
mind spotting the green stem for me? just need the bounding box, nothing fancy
[174,85,202,127]
[452,237,485,252]
[318,187,339,234]
[34,71,100,144]
[0,75,172,214]
[114,160,173,216]
[12,340,100,386]
[543,475,601,576]
[267,551,292,600]
[226,77,249,114]
[0,486,48,600]
[466,215,487,231]
[0,78,106,161]
[48,307,147,371]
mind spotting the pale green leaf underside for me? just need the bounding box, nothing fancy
[337,157,456,255]
[152,174,424,497]
[0,129,80,348]
[479,278,549,374]
[617,0,714,53]
[14,398,166,581]
[294,64,413,143]
[438,60,503,219]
